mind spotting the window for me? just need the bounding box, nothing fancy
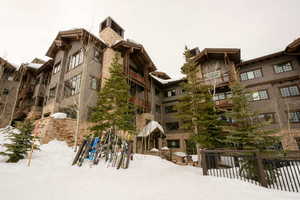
[90,76,99,90]
[280,86,300,97]
[274,62,292,73]
[167,140,180,148]
[295,138,300,149]
[53,62,61,74]
[240,69,262,81]
[257,113,275,123]
[213,92,232,101]
[64,74,81,97]
[165,105,177,113]
[288,111,300,123]
[248,90,269,101]
[49,87,56,99]
[67,49,84,71]
[155,88,160,96]
[155,104,161,113]
[94,48,101,62]
[2,88,9,95]
[166,122,179,131]
[165,89,176,97]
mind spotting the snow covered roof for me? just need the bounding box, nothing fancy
[50,112,67,119]
[149,73,185,85]
[137,120,164,137]
[27,63,43,69]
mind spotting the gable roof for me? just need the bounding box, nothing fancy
[46,28,107,58]
[112,39,156,71]
[193,48,241,64]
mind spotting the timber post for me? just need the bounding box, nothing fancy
[200,150,208,175]
[255,152,268,187]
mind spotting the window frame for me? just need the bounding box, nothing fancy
[279,85,300,97]
[288,111,300,123]
[90,76,99,90]
[167,139,180,148]
[273,61,293,74]
[53,61,61,74]
[64,74,82,97]
[240,68,263,81]
[248,89,269,101]
[67,49,84,72]
[165,122,179,131]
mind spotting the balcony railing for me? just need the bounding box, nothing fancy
[215,99,232,108]
[203,73,230,86]
[129,69,145,84]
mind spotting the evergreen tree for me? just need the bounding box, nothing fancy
[224,82,280,150]
[90,53,136,138]
[176,47,224,149]
[0,120,38,163]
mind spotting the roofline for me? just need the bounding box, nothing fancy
[46,28,107,58]
[238,51,285,67]
[112,40,156,70]
[193,48,241,63]
[0,57,17,70]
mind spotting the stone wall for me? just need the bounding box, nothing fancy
[33,117,94,146]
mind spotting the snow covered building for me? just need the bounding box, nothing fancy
[0,57,19,127]
[1,17,299,153]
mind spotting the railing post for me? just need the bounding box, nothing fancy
[201,150,208,175]
[255,152,268,187]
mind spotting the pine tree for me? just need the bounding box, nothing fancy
[176,47,224,149]
[90,53,136,138]
[224,82,280,150]
[0,120,38,163]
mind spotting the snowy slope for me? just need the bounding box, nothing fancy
[0,133,299,200]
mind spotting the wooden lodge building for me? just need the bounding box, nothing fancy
[0,17,299,153]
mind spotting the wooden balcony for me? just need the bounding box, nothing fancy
[129,69,145,84]
[215,99,232,108]
[129,96,150,111]
[203,74,230,87]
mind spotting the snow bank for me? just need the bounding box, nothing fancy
[174,152,187,157]
[27,63,43,69]
[150,148,159,152]
[0,132,299,200]
[50,112,67,119]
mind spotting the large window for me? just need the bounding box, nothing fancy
[155,104,161,113]
[257,113,275,123]
[94,48,101,63]
[64,74,81,97]
[295,138,300,149]
[165,89,176,97]
[166,122,179,131]
[288,111,300,123]
[90,76,99,90]
[247,90,269,101]
[167,140,180,148]
[49,87,56,99]
[274,62,292,73]
[280,86,300,97]
[165,105,177,113]
[213,92,232,101]
[240,69,262,81]
[53,62,61,74]
[67,49,84,71]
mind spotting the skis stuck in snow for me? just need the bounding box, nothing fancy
[72,131,132,169]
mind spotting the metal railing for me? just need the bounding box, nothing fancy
[200,150,300,193]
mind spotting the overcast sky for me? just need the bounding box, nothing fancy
[1,0,300,78]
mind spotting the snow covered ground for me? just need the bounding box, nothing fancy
[0,131,300,200]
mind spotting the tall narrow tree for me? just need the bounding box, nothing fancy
[176,47,224,149]
[224,82,280,150]
[90,53,136,137]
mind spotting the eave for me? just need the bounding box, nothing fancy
[193,48,241,64]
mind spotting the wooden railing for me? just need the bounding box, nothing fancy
[129,69,145,84]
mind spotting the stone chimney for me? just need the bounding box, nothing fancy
[99,17,124,46]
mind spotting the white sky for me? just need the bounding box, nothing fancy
[1,0,300,78]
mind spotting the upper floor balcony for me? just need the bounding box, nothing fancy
[202,72,230,87]
[129,69,145,84]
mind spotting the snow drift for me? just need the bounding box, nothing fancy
[0,128,299,200]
